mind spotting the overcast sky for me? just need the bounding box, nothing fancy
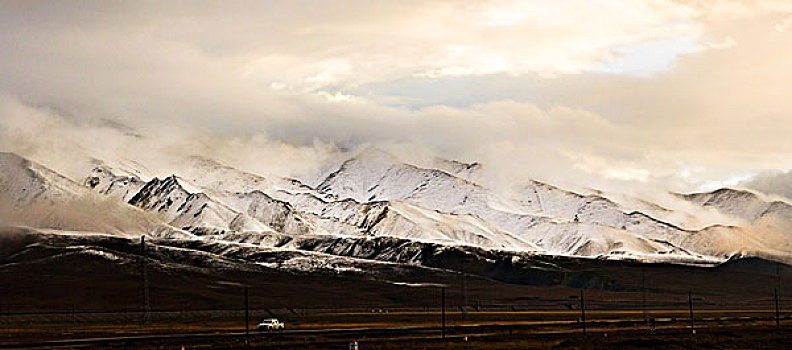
[1,0,792,195]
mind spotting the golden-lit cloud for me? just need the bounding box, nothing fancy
[1,0,791,194]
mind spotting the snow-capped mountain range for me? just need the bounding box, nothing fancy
[2,149,792,270]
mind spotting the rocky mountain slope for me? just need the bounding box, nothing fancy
[3,149,792,274]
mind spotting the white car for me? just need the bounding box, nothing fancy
[257,318,285,331]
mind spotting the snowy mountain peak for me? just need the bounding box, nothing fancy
[432,158,481,180]
[0,152,88,206]
[681,188,772,221]
[683,188,760,204]
[4,151,792,265]
[84,166,145,202]
[681,187,792,229]
[318,148,483,204]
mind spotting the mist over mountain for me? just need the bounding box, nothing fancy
[741,170,792,202]
[3,97,792,275]
[3,141,792,278]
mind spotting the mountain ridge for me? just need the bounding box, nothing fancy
[3,150,791,269]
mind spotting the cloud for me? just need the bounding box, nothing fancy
[775,16,792,32]
[1,0,792,197]
[741,170,792,200]
[0,193,161,236]
[0,93,339,183]
[0,1,707,95]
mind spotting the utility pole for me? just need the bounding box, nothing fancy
[777,263,783,316]
[580,289,587,335]
[641,266,649,323]
[140,236,150,324]
[641,266,648,323]
[441,287,446,340]
[775,288,780,329]
[244,284,250,347]
[461,257,468,309]
[688,290,694,335]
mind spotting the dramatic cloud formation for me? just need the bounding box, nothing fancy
[741,171,792,200]
[1,0,791,195]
